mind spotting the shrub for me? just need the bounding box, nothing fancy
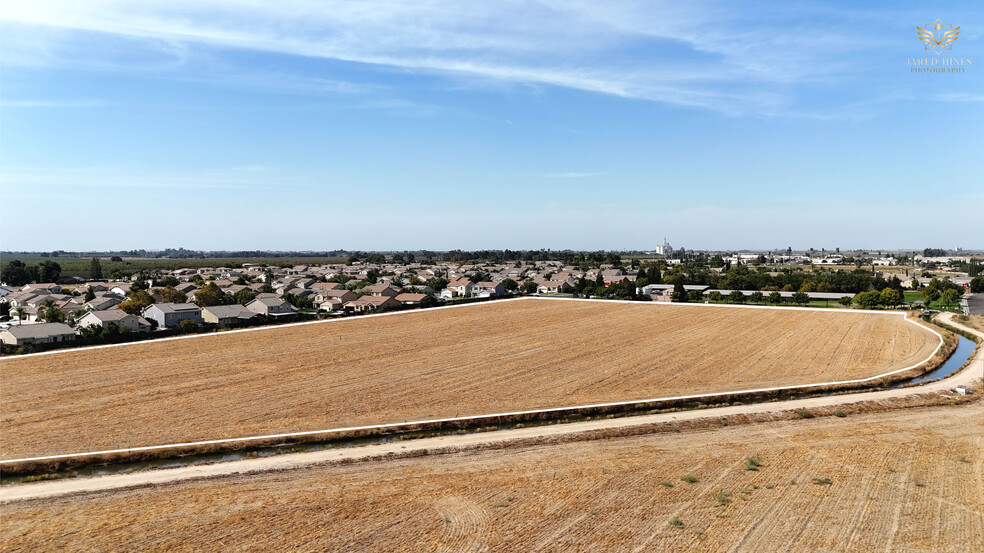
[834,410,847,418]
[660,481,674,488]
[681,474,698,483]
[669,517,684,528]
[811,477,833,486]
[744,457,761,471]
[715,490,731,505]
[797,410,814,419]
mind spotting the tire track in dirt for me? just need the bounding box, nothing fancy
[434,496,491,553]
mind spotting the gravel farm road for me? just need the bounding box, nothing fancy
[2,312,981,504]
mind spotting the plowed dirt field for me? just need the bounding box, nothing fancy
[3,400,980,552]
[0,299,939,460]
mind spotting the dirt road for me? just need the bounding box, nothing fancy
[2,313,980,504]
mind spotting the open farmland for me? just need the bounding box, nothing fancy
[2,400,981,552]
[0,298,939,460]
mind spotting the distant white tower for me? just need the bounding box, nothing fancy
[655,238,673,256]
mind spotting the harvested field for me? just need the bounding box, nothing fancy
[0,298,939,460]
[3,401,981,551]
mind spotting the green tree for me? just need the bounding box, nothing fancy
[117,290,155,314]
[768,291,783,305]
[159,285,188,303]
[39,305,65,323]
[194,282,231,307]
[501,278,518,292]
[922,286,941,307]
[234,289,257,305]
[179,319,200,333]
[708,291,723,303]
[520,279,538,294]
[37,260,62,283]
[940,288,959,309]
[647,265,662,284]
[854,291,882,310]
[100,322,121,339]
[728,290,746,304]
[749,291,765,304]
[671,282,687,302]
[879,288,902,309]
[13,306,27,324]
[90,257,104,280]
[791,291,810,306]
[84,286,96,302]
[1,260,32,286]
[971,276,984,293]
[838,296,853,307]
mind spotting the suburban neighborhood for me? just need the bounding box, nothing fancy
[1,248,980,352]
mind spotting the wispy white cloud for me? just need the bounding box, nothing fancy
[0,1,897,115]
[934,93,984,103]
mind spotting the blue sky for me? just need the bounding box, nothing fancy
[1,1,982,251]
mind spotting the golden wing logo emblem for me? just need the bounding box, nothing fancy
[917,20,960,54]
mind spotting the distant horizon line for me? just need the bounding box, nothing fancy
[3,248,982,256]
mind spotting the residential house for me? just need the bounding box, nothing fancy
[141,303,204,329]
[446,278,475,298]
[473,282,505,297]
[22,283,62,294]
[604,275,632,287]
[537,280,572,294]
[84,296,123,311]
[110,284,132,297]
[77,310,151,332]
[3,291,42,308]
[245,297,298,318]
[201,304,258,326]
[310,282,340,291]
[394,293,428,305]
[343,295,401,313]
[403,285,435,295]
[173,282,198,294]
[293,278,316,289]
[1,322,76,346]
[314,289,357,304]
[317,298,346,312]
[365,283,400,297]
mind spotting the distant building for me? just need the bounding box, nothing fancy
[654,238,673,256]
